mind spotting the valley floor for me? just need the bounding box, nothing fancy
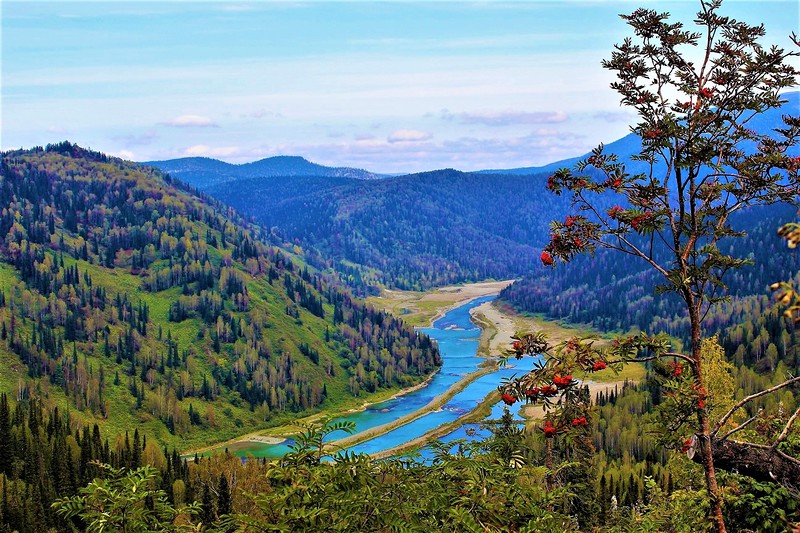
[189,280,644,458]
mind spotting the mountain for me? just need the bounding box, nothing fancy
[0,142,440,449]
[477,133,643,176]
[145,155,383,189]
[199,169,578,291]
[479,91,799,176]
[156,93,797,293]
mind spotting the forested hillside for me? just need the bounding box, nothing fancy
[501,203,799,333]
[200,169,574,291]
[0,142,439,450]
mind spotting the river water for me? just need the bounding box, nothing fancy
[220,295,537,458]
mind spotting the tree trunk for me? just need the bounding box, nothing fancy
[694,439,800,493]
[545,437,553,492]
[689,302,728,533]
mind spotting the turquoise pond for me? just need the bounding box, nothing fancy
[218,295,537,458]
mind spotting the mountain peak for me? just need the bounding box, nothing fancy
[145,154,382,189]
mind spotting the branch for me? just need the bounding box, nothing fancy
[718,408,762,442]
[606,351,694,365]
[712,375,800,436]
[772,404,800,450]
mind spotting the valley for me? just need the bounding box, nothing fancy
[3,1,800,530]
[189,281,643,460]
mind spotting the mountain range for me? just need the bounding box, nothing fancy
[144,155,383,189]
[144,92,798,292]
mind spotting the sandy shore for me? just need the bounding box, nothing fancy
[240,435,286,445]
[471,300,518,357]
[371,280,515,328]
[187,280,638,458]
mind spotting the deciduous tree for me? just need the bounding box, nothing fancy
[502,2,799,531]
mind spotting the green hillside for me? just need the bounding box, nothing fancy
[0,142,440,449]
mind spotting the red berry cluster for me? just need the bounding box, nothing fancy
[571,416,588,427]
[630,210,653,232]
[692,384,708,409]
[699,87,714,99]
[501,393,517,406]
[607,205,624,219]
[540,251,554,266]
[540,385,558,397]
[552,374,573,389]
[680,438,693,453]
[542,420,557,438]
[667,361,682,377]
[643,128,662,140]
[591,360,607,372]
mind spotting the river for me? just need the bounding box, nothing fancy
[217,295,537,458]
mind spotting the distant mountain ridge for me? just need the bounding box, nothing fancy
[145,155,383,188]
[140,92,798,292]
[480,91,799,176]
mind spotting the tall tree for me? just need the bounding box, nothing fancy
[504,2,799,532]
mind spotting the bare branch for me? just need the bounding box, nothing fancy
[712,375,800,436]
[718,408,762,442]
[772,404,800,449]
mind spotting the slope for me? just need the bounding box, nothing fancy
[0,142,440,449]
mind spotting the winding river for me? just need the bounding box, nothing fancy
[220,295,536,458]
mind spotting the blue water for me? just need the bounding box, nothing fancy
[227,294,537,458]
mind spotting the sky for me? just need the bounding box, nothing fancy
[2,1,798,174]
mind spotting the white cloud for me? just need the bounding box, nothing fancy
[442,109,569,126]
[161,115,218,128]
[115,150,136,160]
[387,129,433,144]
[183,145,241,157]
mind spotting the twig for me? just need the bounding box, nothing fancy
[718,408,762,442]
[712,375,800,436]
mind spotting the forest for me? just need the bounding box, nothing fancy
[0,142,440,452]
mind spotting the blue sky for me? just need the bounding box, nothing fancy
[2,1,798,173]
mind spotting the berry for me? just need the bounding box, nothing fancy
[553,374,573,388]
[501,393,516,405]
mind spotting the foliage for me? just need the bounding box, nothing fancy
[52,462,201,532]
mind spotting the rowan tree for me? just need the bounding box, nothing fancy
[501,2,800,531]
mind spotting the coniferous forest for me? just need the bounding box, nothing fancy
[0,143,439,449]
[2,1,800,532]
